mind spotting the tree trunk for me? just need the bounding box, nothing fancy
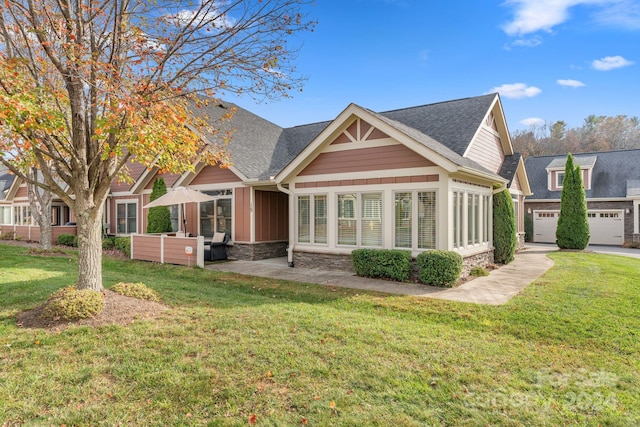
[39,212,53,250]
[75,204,104,291]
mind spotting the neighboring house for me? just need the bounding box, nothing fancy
[1,93,531,271]
[524,149,640,246]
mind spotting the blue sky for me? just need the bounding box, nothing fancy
[225,0,640,133]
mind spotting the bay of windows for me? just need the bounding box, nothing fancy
[452,189,491,249]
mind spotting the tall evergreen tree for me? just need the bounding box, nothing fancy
[147,179,173,234]
[556,154,590,249]
[493,186,517,264]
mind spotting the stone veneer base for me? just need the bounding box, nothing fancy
[228,241,288,261]
[293,249,495,280]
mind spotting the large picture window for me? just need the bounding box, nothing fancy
[453,188,491,249]
[0,206,12,225]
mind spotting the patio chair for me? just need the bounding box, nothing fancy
[205,232,229,261]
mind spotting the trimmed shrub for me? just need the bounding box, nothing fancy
[556,153,590,249]
[147,178,173,234]
[493,186,517,264]
[470,266,489,277]
[111,282,160,302]
[115,237,131,257]
[351,249,412,282]
[57,233,78,247]
[102,236,116,249]
[524,214,533,243]
[42,286,104,320]
[416,250,463,287]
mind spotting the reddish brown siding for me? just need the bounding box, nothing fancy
[234,187,251,241]
[145,171,181,190]
[254,190,288,242]
[132,235,163,262]
[295,174,439,189]
[190,165,241,186]
[164,237,200,265]
[299,145,435,176]
[15,186,27,198]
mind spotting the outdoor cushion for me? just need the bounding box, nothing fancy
[212,232,226,243]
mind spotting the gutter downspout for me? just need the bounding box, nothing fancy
[492,182,508,194]
[276,182,295,267]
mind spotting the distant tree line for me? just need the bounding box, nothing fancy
[511,115,640,158]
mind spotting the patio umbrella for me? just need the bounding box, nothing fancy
[143,186,215,236]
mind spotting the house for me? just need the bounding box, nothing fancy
[524,149,640,246]
[1,93,531,272]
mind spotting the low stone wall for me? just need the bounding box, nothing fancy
[293,251,354,272]
[293,249,495,280]
[228,241,288,261]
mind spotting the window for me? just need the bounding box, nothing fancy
[297,195,328,245]
[556,172,565,188]
[393,190,437,250]
[169,205,180,232]
[484,195,491,243]
[338,194,357,245]
[512,197,518,234]
[200,190,233,237]
[14,206,32,226]
[395,192,412,248]
[298,196,310,243]
[0,206,11,225]
[361,193,382,246]
[453,191,463,248]
[314,195,327,244]
[116,202,137,234]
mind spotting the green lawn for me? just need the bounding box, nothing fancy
[1,243,639,426]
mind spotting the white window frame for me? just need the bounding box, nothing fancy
[336,192,383,248]
[296,194,329,245]
[556,171,565,189]
[115,199,138,235]
[392,190,438,252]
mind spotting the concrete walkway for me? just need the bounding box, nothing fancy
[205,245,556,305]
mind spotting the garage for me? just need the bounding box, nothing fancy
[532,210,624,245]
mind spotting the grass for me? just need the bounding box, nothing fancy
[1,243,639,426]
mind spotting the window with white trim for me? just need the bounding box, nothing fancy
[116,201,137,234]
[336,192,383,247]
[0,206,12,225]
[556,172,565,188]
[297,194,328,245]
[393,190,437,250]
[200,190,233,237]
[453,188,491,249]
[453,191,463,248]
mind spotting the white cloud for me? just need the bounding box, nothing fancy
[502,0,631,36]
[557,78,586,87]
[591,55,634,70]
[520,117,546,127]
[511,36,543,47]
[486,83,542,99]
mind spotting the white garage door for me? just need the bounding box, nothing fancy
[587,211,624,245]
[533,210,624,245]
[533,211,559,243]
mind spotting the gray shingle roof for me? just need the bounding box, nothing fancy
[195,94,503,181]
[627,180,640,197]
[546,155,597,169]
[499,153,522,187]
[525,149,640,199]
[0,167,15,201]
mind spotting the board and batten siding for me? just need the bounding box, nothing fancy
[299,144,435,176]
[254,190,288,242]
[465,126,505,174]
[234,187,251,242]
